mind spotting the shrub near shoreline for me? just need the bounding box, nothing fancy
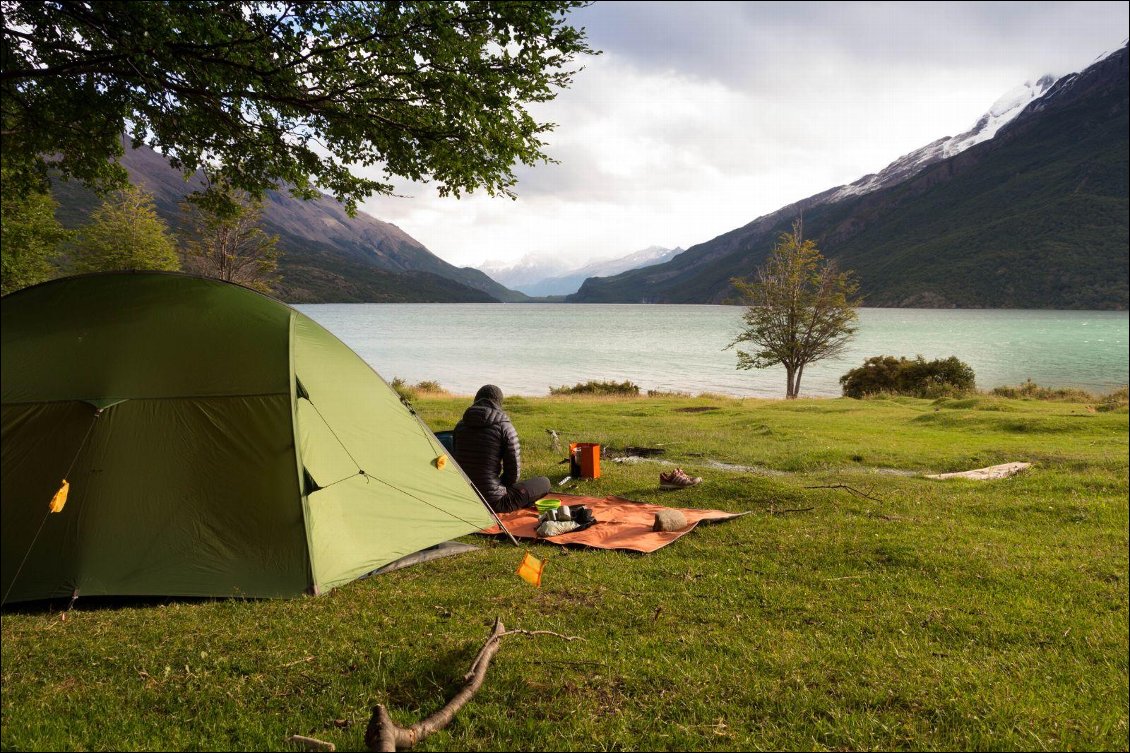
[405,375,1128,410]
[992,379,1129,409]
[549,379,641,397]
[840,355,977,398]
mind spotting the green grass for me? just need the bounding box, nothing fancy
[3,395,1127,751]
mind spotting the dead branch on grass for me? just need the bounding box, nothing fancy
[365,618,583,752]
[286,734,336,751]
[804,484,884,502]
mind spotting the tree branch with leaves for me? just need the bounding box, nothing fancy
[2,1,597,211]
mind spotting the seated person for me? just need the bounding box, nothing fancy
[453,384,550,513]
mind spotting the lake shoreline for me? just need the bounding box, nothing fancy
[403,384,1130,403]
[297,303,1130,398]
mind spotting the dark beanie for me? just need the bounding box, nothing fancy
[474,384,504,405]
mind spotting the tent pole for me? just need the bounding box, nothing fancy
[482,497,520,548]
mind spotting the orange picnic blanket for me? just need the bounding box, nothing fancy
[479,494,748,553]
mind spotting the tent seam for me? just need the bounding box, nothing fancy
[1,392,291,407]
[289,311,320,596]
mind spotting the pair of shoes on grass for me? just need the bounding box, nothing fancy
[659,468,702,490]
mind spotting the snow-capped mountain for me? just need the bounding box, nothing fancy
[569,42,1128,309]
[477,254,576,291]
[493,66,1059,298]
[478,245,683,296]
[825,74,1058,203]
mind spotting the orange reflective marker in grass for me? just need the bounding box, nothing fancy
[516,551,545,587]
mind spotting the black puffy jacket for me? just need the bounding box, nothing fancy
[452,399,521,507]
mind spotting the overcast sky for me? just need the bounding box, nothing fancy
[358,1,1129,270]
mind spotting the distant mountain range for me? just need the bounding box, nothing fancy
[51,145,529,303]
[478,245,683,296]
[569,44,1129,309]
[48,44,1127,309]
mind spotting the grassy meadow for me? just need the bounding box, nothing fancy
[2,392,1127,751]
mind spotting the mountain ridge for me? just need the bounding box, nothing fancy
[51,145,527,304]
[569,45,1128,309]
[480,245,683,296]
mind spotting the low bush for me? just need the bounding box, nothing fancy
[389,378,447,401]
[991,380,1129,411]
[991,379,1094,402]
[389,377,416,401]
[550,379,641,396]
[1098,386,1130,412]
[840,355,976,399]
[992,379,1094,402]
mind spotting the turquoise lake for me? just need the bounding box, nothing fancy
[294,304,1130,399]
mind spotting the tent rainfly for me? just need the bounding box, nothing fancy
[1,272,497,604]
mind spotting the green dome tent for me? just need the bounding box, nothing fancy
[1,273,498,604]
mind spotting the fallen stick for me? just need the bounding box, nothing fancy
[286,734,336,751]
[805,484,883,502]
[365,618,582,752]
[769,505,815,515]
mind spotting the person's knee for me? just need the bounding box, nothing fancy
[491,496,522,514]
[527,476,551,501]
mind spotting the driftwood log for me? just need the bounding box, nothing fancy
[365,617,582,752]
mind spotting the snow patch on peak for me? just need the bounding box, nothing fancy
[940,75,1057,158]
[825,71,1059,205]
[1092,38,1129,65]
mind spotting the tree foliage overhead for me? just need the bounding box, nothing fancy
[727,222,861,399]
[1,1,596,211]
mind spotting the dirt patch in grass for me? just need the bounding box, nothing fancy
[533,588,605,613]
[556,675,629,717]
[675,406,720,413]
[607,446,667,458]
[704,459,790,476]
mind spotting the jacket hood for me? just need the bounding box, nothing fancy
[461,399,509,428]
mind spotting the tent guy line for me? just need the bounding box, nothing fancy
[1,407,103,607]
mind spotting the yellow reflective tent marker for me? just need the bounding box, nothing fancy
[516,551,545,587]
[48,480,70,513]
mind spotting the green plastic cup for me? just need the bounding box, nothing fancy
[535,498,561,512]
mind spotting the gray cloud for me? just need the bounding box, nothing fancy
[571,2,1129,85]
[358,2,1128,267]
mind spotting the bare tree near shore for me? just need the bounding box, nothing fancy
[727,221,861,399]
[180,188,280,294]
